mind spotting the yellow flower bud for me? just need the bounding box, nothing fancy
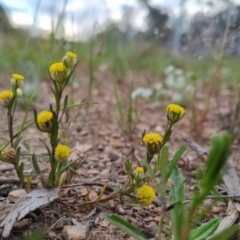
[0,90,13,108]
[11,74,24,88]
[133,167,144,181]
[49,62,67,82]
[37,110,53,132]
[1,147,16,164]
[166,103,185,124]
[16,88,23,98]
[63,51,77,69]
[142,132,163,156]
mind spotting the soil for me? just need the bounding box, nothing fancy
[0,65,239,240]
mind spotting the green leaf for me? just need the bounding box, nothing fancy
[19,162,24,182]
[63,95,68,110]
[157,146,168,196]
[170,166,185,203]
[189,218,221,240]
[160,146,168,176]
[65,101,97,110]
[32,154,42,175]
[202,133,232,193]
[170,166,187,240]
[52,80,60,102]
[102,213,147,240]
[48,171,54,187]
[49,104,54,112]
[191,133,233,211]
[58,95,69,123]
[105,186,121,198]
[127,88,133,132]
[39,139,53,168]
[166,145,186,180]
[50,112,59,145]
[8,94,16,112]
[49,85,56,97]
[23,228,47,240]
[113,80,123,122]
[15,147,21,168]
[63,66,76,88]
[13,137,22,149]
[208,225,238,240]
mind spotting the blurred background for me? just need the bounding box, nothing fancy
[0,0,239,98]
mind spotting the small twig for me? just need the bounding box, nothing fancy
[61,182,115,192]
[81,207,97,221]
[56,199,79,210]
[0,178,38,186]
[47,216,66,231]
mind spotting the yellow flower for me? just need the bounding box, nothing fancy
[11,74,24,88]
[133,167,144,181]
[143,132,163,145]
[16,88,23,98]
[12,74,24,81]
[142,132,163,157]
[63,51,77,69]
[49,62,67,82]
[1,147,16,164]
[55,144,71,163]
[0,90,14,108]
[67,52,77,59]
[135,167,144,173]
[137,185,155,205]
[166,103,185,124]
[37,110,53,132]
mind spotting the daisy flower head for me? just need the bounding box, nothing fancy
[55,144,71,163]
[11,74,24,88]
[166,103,185,124]
[142,132,163,155]
[137,185,155,205]
[49,62,67,82]
[133,166,145,181]
[1,147,16,164]
[63,51,77,69]
[37,110,53,132]
[0,90,13,108]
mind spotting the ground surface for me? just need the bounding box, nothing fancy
[0,66,239,240]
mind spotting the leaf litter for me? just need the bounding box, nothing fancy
[0,74,239,239]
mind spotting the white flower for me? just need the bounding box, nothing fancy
[131,87,153,99]
[165,75,175,88]
[172,92,183,102]
[174,68,184,76]
[153,82,162,90]
[164,65,175,75]
[175,76,186,88]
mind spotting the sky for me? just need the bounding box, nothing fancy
[0,0,237,40]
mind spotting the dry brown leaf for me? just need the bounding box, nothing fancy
[0,187,60,238]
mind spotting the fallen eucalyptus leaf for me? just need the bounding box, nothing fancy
[0,187,60,238]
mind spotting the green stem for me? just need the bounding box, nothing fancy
[7,111,13,147]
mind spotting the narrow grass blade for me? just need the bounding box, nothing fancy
[32,153,42,175]
[102,213,146,240]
